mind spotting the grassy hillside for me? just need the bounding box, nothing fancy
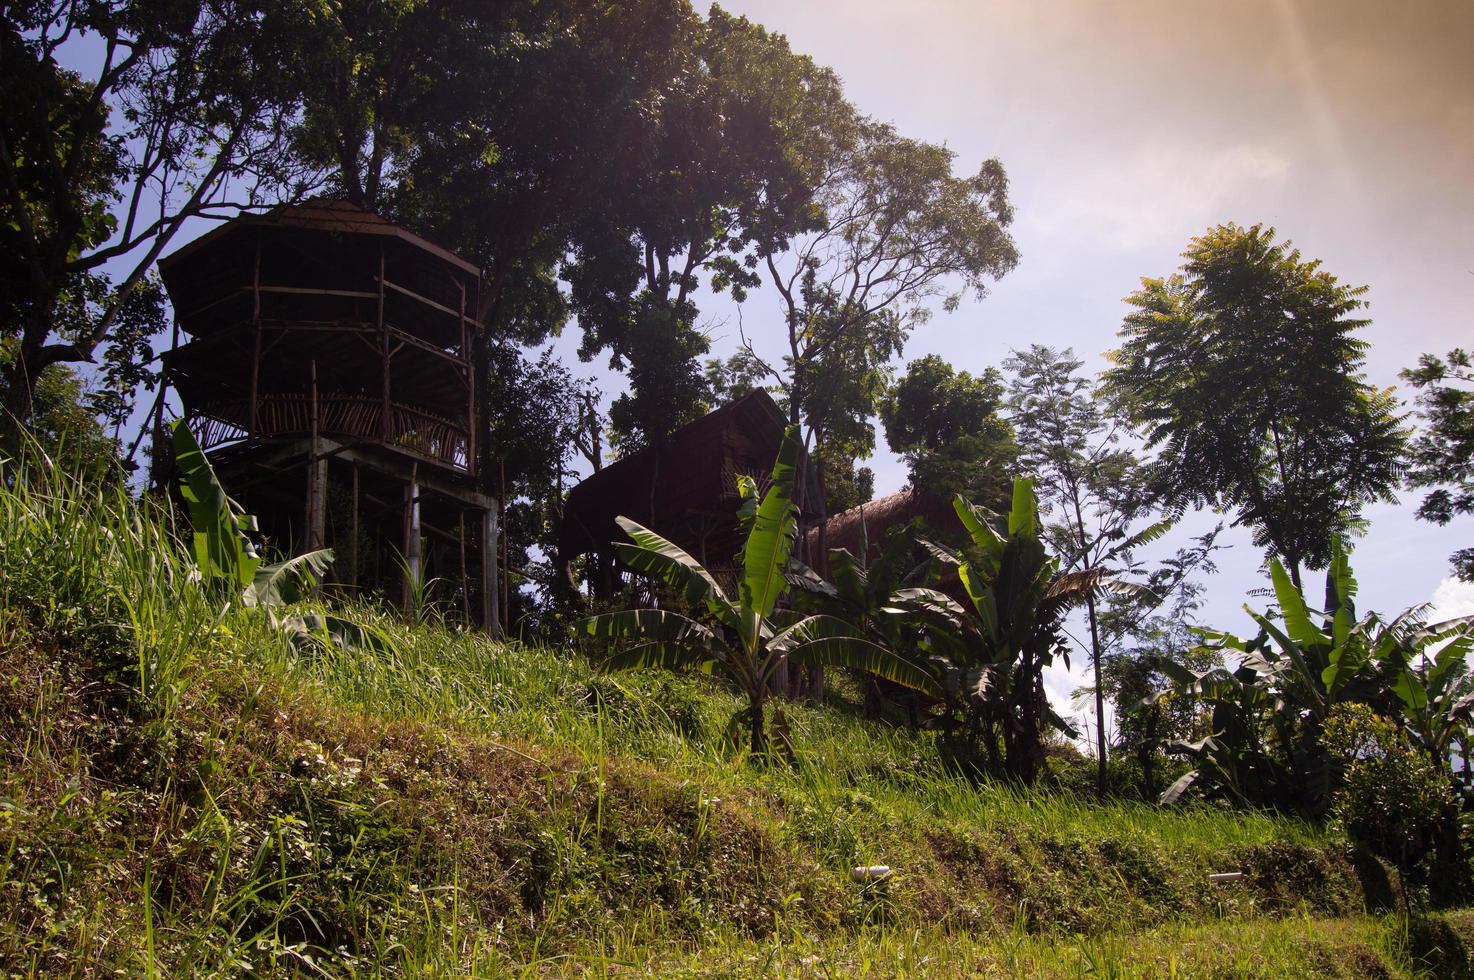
[2,467,1468,976]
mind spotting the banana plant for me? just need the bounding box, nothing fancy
[902,478,1130,782]
[1382,616,1474,770]
[578,425,940,758]
[1159,541,1456,811]
[172,421,391,652]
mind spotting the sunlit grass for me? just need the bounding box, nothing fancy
[0,451,1424,975]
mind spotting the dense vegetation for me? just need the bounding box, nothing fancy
[5,455,1473,976]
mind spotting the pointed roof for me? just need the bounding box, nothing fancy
[159,196,482,277]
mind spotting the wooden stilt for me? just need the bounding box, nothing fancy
[403,462,420,611]
[499,456,508,634]
[458,511,470,625]
[349,464,360,591]
[482,507,500,637]
[306,360,327,551]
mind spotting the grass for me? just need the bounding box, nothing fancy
[0,454,1458,975]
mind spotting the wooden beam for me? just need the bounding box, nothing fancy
[249,240,262,439]
[379,275,463,321]
[403,462,420,611]
[349,464,359,590]
[379,245,391,442]
[257,284,378,300]
[307,360,326,552]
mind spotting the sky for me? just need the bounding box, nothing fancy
[546,0,1474,732]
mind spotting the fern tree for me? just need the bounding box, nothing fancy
[579,425,939,757]
[1102,223,1407,589]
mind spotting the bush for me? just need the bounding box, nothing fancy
[1323,704,1456,892]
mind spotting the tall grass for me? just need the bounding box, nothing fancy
[0,451,1385,975]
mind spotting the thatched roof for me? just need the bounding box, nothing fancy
[559,390,821,565]
[804,486,958,564]
[159,197,482,347]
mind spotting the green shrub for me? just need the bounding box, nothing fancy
[1324,703,1457,891]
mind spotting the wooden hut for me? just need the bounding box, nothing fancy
[158,198,501,629]
[558,390,822,599]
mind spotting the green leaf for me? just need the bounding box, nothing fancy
[1270,558,1326,650]
[787,635,941,697]
[1247,609,1326,711]
[1391,669,1428,712]
[769,613,862,651]
[739,425,803,622]
[950,495,1004,558]
[248,549,335,609]
[1007,477,1038,538]
[614,517,737,628]
[604,641,718,674]
[172,420,259,589]
[579,608,714,645]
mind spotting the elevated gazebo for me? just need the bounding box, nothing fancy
[159,198,500,629]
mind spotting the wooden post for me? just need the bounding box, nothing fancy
[460,277,475,474]
[482,506,500,637]
[402,462,420,611]
[379,245,391,443]
[348,464,359,591]
[458,510,470,624]
[499,456,509,634]
[249,239,262,439]
[307,360,326,551]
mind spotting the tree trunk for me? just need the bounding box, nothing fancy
[1086,591,1108,797]
[749,692,767,757]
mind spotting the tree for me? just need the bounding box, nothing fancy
[1096,562,1220,800]
[0,342,120,484]
[749,120,1019,523]
[1157,542,1463,813]
[882,353,1015,506]
[1101,223,1407,588]
[1401,348,1474,580]
[1,2,306,439]
[1004,344,1167,795]
[578,425,938,756]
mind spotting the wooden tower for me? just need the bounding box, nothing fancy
[159,198,500,630]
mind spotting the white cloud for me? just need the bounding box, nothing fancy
[1431,576,1474,622]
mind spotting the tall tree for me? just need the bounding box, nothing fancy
[748,120,1018,518]
[0,1,306,439]
[569,5,853,451]
[1101,223,1407,588]
[1401,348,1474,580]
[881,353,1015,506]
[1005,344,1166,794]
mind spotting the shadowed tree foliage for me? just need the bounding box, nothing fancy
[0,1,307,440]
[881,353,1015,507]
[1102,223,1407,588]
[1401,348,1474,580]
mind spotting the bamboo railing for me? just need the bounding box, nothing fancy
[193,393,470,471]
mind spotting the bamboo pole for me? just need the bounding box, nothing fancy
[402,462,420,611]
[349,463,360,591]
